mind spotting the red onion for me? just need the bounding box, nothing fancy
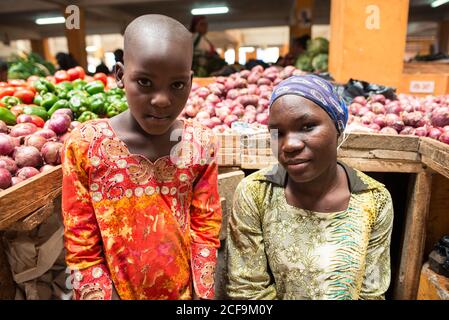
[239,70,251,79]
[47,114,71,135]
[24,135,48,151]
[256,113,269,125]
[11,176,24,186]
[403,111,426,127]
[196,111,210,120]
[371,102,386,114]
[13,146,43,168]
[16,167,40,180]
[9,123,38,137]
[385,114,404,132]
[0,168,12,189]
[371,94,386,104]
[40,164,55,173]
[34,128,57,140]
[0,120,9,134]
[379,127,398,135]
[439,132,449,144]
[0,156,17,174]
[0,134,15,156]
[373,114,386,128]
[400,126,415,135]
[52,108,74,120]
[247,73,261,84]
[368,123,381,132]
[353,96,367,106]
[431,107,449,127]
[428,127,443,140]
[414,126,428,137]
[224,115,238,127]
[41,141,64,165]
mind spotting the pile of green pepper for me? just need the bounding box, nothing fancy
[32,78,128,123]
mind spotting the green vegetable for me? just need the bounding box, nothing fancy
[67,89,88,99]
[307,37,329,55]
[85,81,105,95]
[0,96,21,107]
[311,53,329,72]
[33,78,55,94]
[41,92,58,110]
[88,93,107,115]
[0,107,17,125]
[72,79,87,90]
[106,94,122,104]
[33,94,43,106]
[106,87,125,97]
[69,95,89,117]
[48,99,69,116]
[7,52,55,80]
[23,105,48,121]
[78,111,99,123]
[295,53,314,72]
[106,101,128,118]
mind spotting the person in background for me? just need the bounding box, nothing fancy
[226,74,393,300]
[190,15,216,55]
[0,59,8,82]
[61,14,222,300]
[114,49,124,64]
[277,35,310,67]
[95,61,111,75]
[55,52,79,70]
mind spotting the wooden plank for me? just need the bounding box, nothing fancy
[394,172,433,300]
[0,232,15,299]
[419,138,449,179]
[338,158,424,173]
[0,166,62,230]
[425,174,449,257]
[338,148,420,161]
[417,263,449,300]
[342,133,420,152]
[218,171,245,241]
[6,199,55,232]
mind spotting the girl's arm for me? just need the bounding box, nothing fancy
[62,129,113,300]
[189,134,222,300]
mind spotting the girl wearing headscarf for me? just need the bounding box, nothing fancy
[226,74,393,300]
[190,15,216,54]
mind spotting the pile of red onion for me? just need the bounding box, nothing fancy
[0,108,80,191]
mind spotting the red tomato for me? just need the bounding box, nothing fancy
[0,87,15,99]
[67,68,80,81]
[0,102,5,108]
[30,115,45,128]
[0,82,8,87]
[74,66,86,79]
[10,105,25,117]
[13,89,35,104]
[93,73,108,86]
[54,70,70,84]
[8,79,27,87]
[27,75,40,83]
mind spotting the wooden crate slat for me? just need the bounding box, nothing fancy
[0,165,62,230]
[419,138,449,178]
[342,133,420,152]
[338,158,424,173]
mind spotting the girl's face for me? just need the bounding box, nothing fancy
[115,43,192,136]
[268,95,339,184]
[196,19,208,35]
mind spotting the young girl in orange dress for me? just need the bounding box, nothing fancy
[61,15,222,300]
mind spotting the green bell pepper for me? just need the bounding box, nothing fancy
[106,87,125,97]
[78,111,99,123]
[48,99,69,116]
[72,79,87,90]
[55,82,73,99]
[106,94,122,104]
[41,93,58,111]
[0,96,21,107]
[0,107,17,125]
[23,106,48,121]
[85,80,105,96]
[69,95,89,117]
[106,101,128,118]
[33,94,43,106]
[67,89,88,99]
[33,78,55,94]
[88,94,106,115]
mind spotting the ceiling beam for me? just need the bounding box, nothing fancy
[0,0,58,14]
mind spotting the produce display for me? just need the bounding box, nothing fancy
[347,94,449,144]
[7,52,56,80]
[182,65,305,134]
[0,68,127,126]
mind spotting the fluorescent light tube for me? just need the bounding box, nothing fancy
[35,17,66,25]
[191,6,229,15]
[431,0,449,8]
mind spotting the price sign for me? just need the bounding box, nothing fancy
[409,81,435,94]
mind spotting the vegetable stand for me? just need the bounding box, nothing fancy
[1,133,448,299]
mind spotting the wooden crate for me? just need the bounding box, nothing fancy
[417,263,449,300]
[398,73,449,96]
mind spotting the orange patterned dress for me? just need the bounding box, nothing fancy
[61,119,222,300]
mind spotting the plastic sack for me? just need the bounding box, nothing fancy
[337,78,397,104]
